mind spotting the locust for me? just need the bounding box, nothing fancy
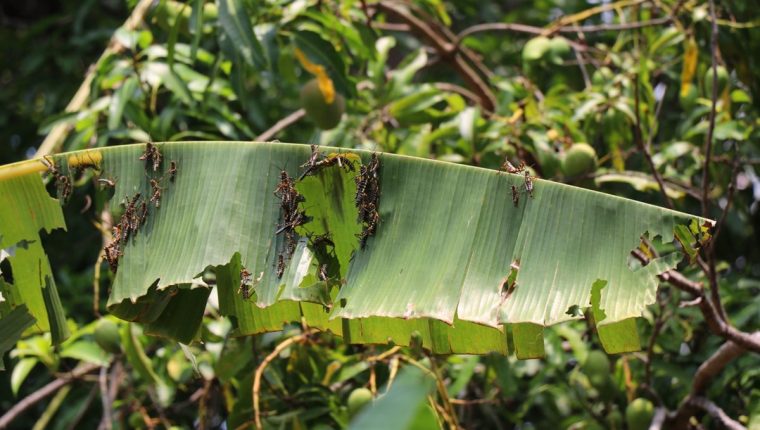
[139,142,162,172]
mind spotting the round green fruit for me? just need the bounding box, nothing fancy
[522,36,552,63]
[582,350,612,393]
[626,398,654,430]
[562,143,598,177]
[704,65,729,97]
[347,387,373,417]
[547,37,571,64]
[94,319,122,354]
[300,79,345,130]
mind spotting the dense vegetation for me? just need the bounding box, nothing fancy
[1,0,759,429]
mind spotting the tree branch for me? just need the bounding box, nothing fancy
[0,363,100,429]
[373,1,496,112]
[632,249,760,354]
[668,333,758,429]
[254,109,306,142]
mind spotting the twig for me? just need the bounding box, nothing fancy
[34,0,155,157]
[0,363,100,429]
[456,17,670,42]
[633,73,674,208]
[668,333,758,428]
[687,397,746,430]
[643,288,671,392]
[428,356,460,430]
[98,365,113,430]
[373,1,496,112]
[702,0,727,325]
[254,109,306,142]
[631,249,760,354]
[252,331,314,430]
[701,0,720,218]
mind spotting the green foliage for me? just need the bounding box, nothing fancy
[1,0,760,429]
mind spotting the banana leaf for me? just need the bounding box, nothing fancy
[0,142,712,357]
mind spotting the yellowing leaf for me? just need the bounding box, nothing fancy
[680,37,698,98]
[294,48,335,104]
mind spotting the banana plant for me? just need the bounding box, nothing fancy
[0,141,712,361]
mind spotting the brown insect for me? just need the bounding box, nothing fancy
[139,142,162,172]
[500,159,526,174]
[511,185,520,207]
[239,267,253,299]
[104,242,122,273]
[523,171,534,198]
[41,156,73,201]
[167,161,178,182]
[299,144,322,179]
[149,179,162,208]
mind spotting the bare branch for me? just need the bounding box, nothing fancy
[0,363,100,429]
[688,397,746,430]
[254,109,306,142]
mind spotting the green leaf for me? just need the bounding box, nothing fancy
[0,142,710,357]
[349,366,436,430]
[11,357,37,396]
[0,170,67,337]
[216,0,265,68]
[0,306,36,371]
[107,76,139,130]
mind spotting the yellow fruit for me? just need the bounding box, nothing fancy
[300,79,345,130]
[562,143,598,177]
[626,398,654,430]
[94,319,121,354]
[347,387,373,417]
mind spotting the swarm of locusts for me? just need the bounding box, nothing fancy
[103,143,178,272]
[273,167,306,278]
[355,153,381,249]
[499,158,534,207]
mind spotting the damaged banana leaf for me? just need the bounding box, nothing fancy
[0,142,712,358]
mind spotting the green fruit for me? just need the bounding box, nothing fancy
[535,144,561,178]
[679,84,698,110]
[562,143,598,177]
[548,37,571,64]
[583,350,612,393]
[94,319,121,354]
[607,409,624,430]
[300,79,345,130]
[522,36,552,63]
[347,387,373,417]
[704,65,729,97]
[626,398,654,430]
[152,1,217,35]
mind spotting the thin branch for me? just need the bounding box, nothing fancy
[98,365,113,430]
[0,363,100,429]
[254,109,306,142]
[34,0,155,157]
[688,397,746,430]
[633,73,674,208]
[668,333,758,428]
[373,1,496,112]
[631,249,760,353]
[253,331,314,430]
[701,0,720,217]
[456,17,671,43]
